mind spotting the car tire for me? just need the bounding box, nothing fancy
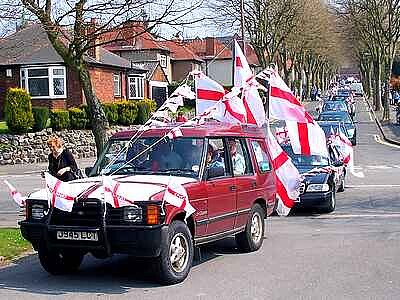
[236,203,265,253]
[155,220,193,285]
[323,189,336,213]
[38,245,84,275]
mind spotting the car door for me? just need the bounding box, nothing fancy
[204,138,236,235]
[231,138,257,229]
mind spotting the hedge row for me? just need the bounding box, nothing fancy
[3,88,157,133]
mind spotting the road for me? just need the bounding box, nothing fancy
[0,97,399,299]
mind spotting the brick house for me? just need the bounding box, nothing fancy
[184,37,261,86]
[0,23,168,118]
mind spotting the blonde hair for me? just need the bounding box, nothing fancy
[47,136,63,149]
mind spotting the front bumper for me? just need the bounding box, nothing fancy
[19,221,168,257]
[294,191,333,210]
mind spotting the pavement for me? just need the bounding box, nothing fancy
[364,98,400,145]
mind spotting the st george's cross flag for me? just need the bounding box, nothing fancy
[4,180,26,207]
[163,181,195,219]
[102,176,136,208]
[45,173,78,212]
[192,71,226,114]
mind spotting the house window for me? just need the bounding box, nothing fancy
[159,55,167,68]
[20,66,66,98]
[113,74,121,96]
[128,76,144,99]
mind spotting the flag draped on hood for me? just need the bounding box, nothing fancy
[103,176,136,208]
[45,173,79,212]
[266,128,301,216]
[163,181,195,219]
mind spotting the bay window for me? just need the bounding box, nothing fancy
[20,66,66,98]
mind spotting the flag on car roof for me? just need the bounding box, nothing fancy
[167,127,183,140]
[266,128,301,216]
[233,40,253,88]
[103,176,136,208]
[4,180,26,207]
[164,181,195,219]
[192,71,226,114]
[45,173,78,212]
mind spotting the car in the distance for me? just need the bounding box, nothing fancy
[317,111,357,145]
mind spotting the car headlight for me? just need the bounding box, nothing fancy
[307,184,330,192]
[31,203,47,220]
[123,206,143,223]
[347,128,355,138]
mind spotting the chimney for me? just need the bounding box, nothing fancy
[86,18,101,61]
[205,37,215,56]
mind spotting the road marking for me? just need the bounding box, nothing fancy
[346,184,400,188]
[313,213,400,219]
[365,165,393,170]
[374,134,400,149]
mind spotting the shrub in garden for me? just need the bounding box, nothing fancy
[50,109,70,131]
[32,107,50,132]
[102,102,119,125]
[117,101,138,125]
[4,88,34,133]
[79,104,92,129]
[69,107,88,129]
[136,98,157,124]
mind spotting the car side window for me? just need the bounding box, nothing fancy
[251,140,271,173]
[205,138,230,179]
[226,138,253,176]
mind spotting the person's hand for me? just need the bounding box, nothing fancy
[57,167,70,176]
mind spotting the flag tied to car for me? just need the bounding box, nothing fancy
[102,176,136,208]
[45,173,78,212]
[266,128,301,216]
[4,180,26,207]
[163,181,195,220]
[167,127,183,140]
[160,84,195,113]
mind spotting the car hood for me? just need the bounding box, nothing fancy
[344,123,355,130]
[27,175,197,202]
[298,167,329,184]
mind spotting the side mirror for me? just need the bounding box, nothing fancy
[85,167,93,177]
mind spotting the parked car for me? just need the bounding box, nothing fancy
[282,143,346,213]
[350,82,364,97]
[318,111,357,145]
[19,122,276,285]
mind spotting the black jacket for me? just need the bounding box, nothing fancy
[48,148,78,182]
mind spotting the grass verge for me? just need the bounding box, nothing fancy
[0,228,32,262]
[0,121,8,134]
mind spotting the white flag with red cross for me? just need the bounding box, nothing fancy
[266,128,301,216]
[163,181,195,219]
[4,180,26,207]
[192,71,226,114]
[102,176,136,208]
[234,40,253,88]
[45,173,78,212]
[167,127,183,140]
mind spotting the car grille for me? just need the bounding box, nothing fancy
[299,183,306,194]
[49,199,103,227]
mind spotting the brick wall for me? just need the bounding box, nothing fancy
[89,66,126,103]
[66,68,83,108]
[0,66,20,118]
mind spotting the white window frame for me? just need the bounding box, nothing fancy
[128,76,145,99]
[20,65,67,99]
[159,54,167,68]
[113,73,121,97]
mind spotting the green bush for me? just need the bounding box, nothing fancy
[4,88,34,133]
[117,101,138,125]
[69,107,88,129]
[102,102,119,125]
[50,109,70,131]
[136,98,157,124]
[32,107,49,132]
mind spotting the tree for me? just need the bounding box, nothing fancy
[0,0,206,155]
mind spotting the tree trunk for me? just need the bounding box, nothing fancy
[78,65,109,157]
[382,56,394,121]
[373,60,383,111]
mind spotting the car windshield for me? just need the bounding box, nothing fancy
[90,137,205,178]
[322,101,347,111]
[283,146,329,167]
[337,90,350,96]
[331,96,348,102]
[319,113,352,124]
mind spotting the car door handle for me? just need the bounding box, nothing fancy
[251,181,257,188]
[229,185,236,191]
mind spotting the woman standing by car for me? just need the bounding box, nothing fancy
[47,136,79,182]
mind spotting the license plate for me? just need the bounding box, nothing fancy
[56,231,98,241]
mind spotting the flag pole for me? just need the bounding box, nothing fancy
[240,0,245,55]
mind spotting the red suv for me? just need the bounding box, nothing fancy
[20,122,276,284]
